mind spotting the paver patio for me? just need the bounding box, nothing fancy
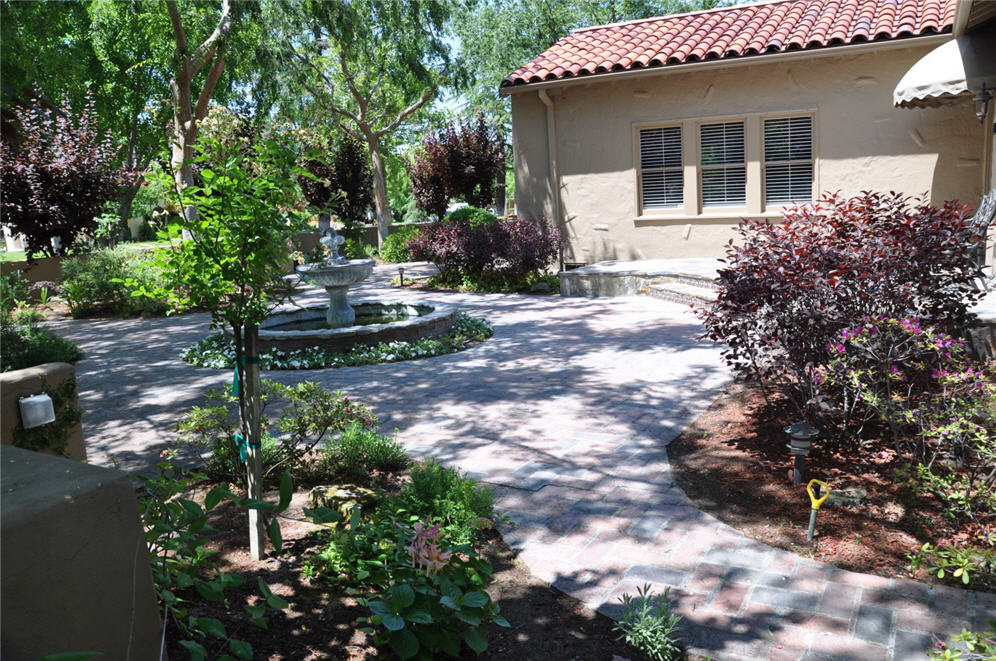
[50,263,993,661]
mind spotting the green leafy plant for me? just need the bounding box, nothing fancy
[343,237,376,259]
[357,518,509,659]
[379,224,421,263]
[929,622,996,660]
[0,305,83,372]
[136,452,303,659]
[0,272,30,310]
[394,460,495,545]
[177,380,378,485]
[181,312,494,370]
[60,248,172,318]
[613,584,684,661]
[322,423,408,481]
[909,535,995,589]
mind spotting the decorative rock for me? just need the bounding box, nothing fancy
[308,484,377,519]
[827,487,867,508]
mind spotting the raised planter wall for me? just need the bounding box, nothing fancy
[0,254,68,286]
[0,445,163,659]
[0,362,86,462]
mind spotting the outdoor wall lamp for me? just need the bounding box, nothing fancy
[974,84,993,124]
[785,422,819,485]
[19,393,55,429]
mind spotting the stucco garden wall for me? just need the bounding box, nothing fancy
[0,445,162,659]
[511,40,984,263]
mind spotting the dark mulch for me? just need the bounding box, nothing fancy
[163,489,640,661]
[667,380,992,588]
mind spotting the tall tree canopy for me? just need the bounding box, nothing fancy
[269,0,456,245]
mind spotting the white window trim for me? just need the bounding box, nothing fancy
[633,109,818,221]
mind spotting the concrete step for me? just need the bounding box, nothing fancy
[644,281,718,306]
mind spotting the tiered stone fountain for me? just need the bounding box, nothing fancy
[255,229,456,353]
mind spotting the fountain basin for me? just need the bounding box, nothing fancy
[252,301,457,353]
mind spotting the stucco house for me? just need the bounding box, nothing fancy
[502,0,996,268]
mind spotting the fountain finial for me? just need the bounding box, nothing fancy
[320,227,348,265]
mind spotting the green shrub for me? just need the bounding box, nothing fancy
[343,237,376,259]
[322,423,408,481]
[393,460,494,545]
[0,272,29,310]
[379,225,421,263]
[444,206,497,228]
[177,380,378,485]
[0,308,82,372]
[614,584,683,661]
[60,248,172,317]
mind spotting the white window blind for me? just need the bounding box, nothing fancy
[700,121,745,206]
[764,116,813,204]
[639,126,683,210]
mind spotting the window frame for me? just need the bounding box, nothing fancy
[633,110,817,219]
[762,114,815,207]
[636,124,685,212]
[699,120,747,209]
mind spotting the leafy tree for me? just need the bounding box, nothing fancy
[0,93,135,258]
[272,0,455,245]
[409,113,505,219]
[299,135,374,236]
[146,137,309,558]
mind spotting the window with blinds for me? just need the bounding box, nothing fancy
[764,116,813,205]
[700,121,745,207]
[639,126,683,210]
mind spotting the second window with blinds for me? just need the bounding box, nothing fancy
[636,114,813,215]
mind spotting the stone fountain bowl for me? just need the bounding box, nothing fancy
[295,259,375,287]
[252,301,457,354]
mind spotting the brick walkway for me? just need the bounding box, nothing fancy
[52,264,993,661]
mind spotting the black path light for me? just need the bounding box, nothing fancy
[785,422,819,485]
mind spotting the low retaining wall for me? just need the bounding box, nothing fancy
[0,445,163,659]
[0,362,86,462]
[0,255,67,286]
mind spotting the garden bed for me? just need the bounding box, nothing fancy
[668,380,994,591]
[164,484,636,661]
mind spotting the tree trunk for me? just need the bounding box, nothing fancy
[495,180,506,218]
[118,185,140,241]
[365,135,392,247]
[243,325,266,561]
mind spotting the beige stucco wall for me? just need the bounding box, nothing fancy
[511,40,984,264]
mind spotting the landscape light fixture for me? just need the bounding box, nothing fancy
[398,266,405,286]
[974,84,993,124]
[19,393,55,429]
[785,422,819,485]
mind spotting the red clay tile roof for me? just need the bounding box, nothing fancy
[502,0,956,88]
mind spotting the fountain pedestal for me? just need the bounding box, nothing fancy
[296,259,375,328]
[324,283,356,328]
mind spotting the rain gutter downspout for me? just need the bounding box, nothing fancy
[538,89,564,270]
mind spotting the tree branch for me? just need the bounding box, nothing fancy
[190,0,234,77]
[193,50,227,122]
[336,42,368,121]
[165,1,188,57]
[291,49,363,126]
[375,83,438,139]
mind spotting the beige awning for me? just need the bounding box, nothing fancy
[893,34,996,108]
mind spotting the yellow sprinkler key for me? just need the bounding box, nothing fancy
[806,479,830,541]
